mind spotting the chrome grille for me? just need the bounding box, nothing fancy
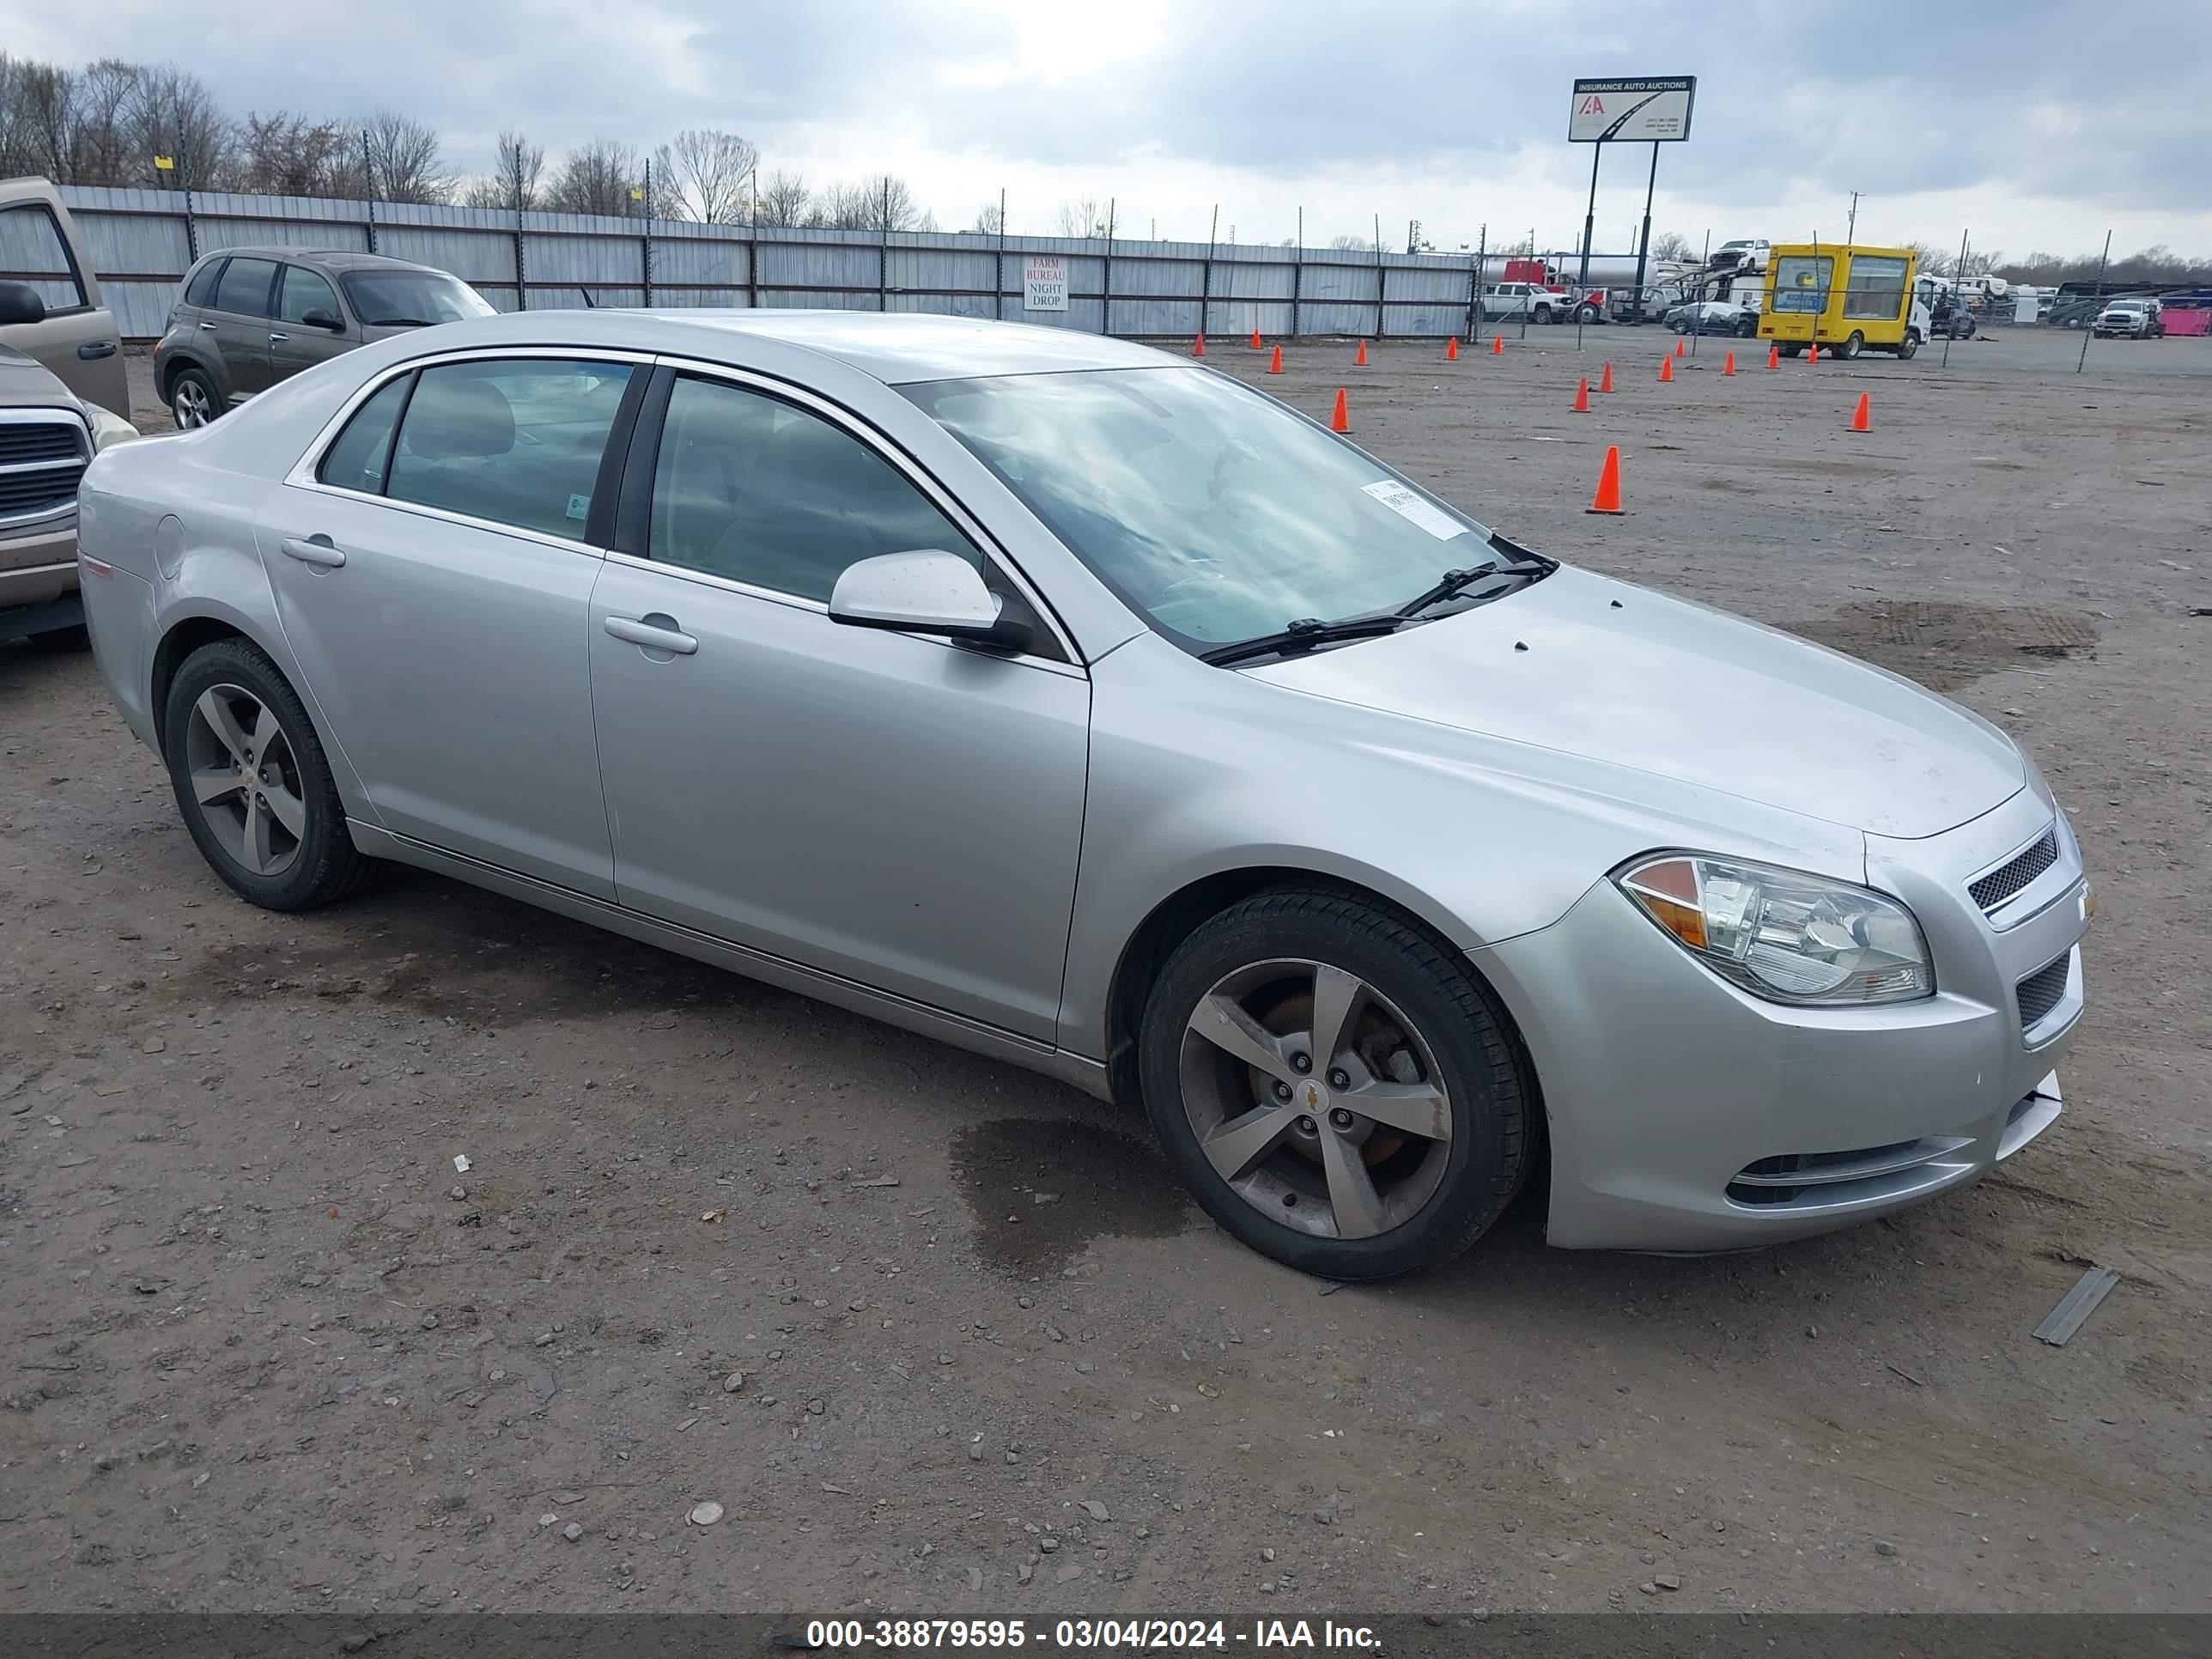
[2016,951,2072,1030]
[0,416,88,524]
[1969,827,2058,912]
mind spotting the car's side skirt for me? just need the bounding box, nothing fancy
[349,822,1117,1103]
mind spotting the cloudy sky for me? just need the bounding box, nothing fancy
[17,0,2209,258]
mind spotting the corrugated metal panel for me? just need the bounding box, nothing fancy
[762,289,882,311]
[888,246,995,294]
[651,289,747,309]
[105,282,179,339]
[1109,300,1204,337]
[1214,263,1296,301]
[1381,305,1468,337]
[1197,301,1296,337]
[380,226,517,283]
[1297,264,1382,305]
[526,234,642,283]
[1110,258,1205,297]
[70,210,191,279]
[888,293,997,319]
[652,238,750,287]
[198,216,369,252]
[760,242,878,290]
[1386,264,1472,303]
[523,287,643,310]
[1297,302,1376,336]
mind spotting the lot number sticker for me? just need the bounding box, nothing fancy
[1024,254,1067,313]
[1360,479,1469,540]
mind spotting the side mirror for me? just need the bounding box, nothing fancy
[829,550,1031,651]
[0,282,46,327]
[301,307,345,331]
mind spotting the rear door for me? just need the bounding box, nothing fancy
[269,263,358,386]
[208,256,281,401]
[258,350,646,896]
[0,197,124,408]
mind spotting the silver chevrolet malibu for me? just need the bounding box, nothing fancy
[76,312,2089,1279]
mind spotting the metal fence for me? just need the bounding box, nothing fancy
[58,184,1516,343]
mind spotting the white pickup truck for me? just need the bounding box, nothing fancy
[1477,282,1599,324]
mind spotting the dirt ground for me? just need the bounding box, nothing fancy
[1,328,2206,1622]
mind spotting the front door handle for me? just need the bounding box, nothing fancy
[280,536,347,568]
[198,321,217,331]
[604,614,697,655]
[78,340,117,360]
[268,331,289,343]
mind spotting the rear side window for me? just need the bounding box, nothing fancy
[317,374,412,495]
[183,259,225,308]
[277,264,342,325]
[0,204,88,313]
[213,257,278,319]
[384,358,633,540]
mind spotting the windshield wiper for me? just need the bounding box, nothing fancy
[1396,533,1556,618]
[1200,615,1406,668]
[369,316,434,326]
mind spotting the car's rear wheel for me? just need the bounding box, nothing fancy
[1139,886,1529,1280]
[168,366,217,428]
[162,639,376,911]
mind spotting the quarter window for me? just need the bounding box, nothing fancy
[213,257,278,319]
[0,204,87,312]
[316,374,412,495]
[183,258,225,308]
[647,374,979,603]
[277,264,343,325]
[384,358,633,540]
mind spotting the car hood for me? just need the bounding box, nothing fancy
[0,343,78,409]
[1245,567,2024,840]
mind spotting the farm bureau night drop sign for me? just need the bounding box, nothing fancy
[1024,254,1068,312]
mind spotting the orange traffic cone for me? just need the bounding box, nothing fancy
[1330,388,1350,433]
[1808,343,1820,363]
[1850,392,1872,433]
[1193,332,1206,357]
[1355,339,1368,366]
[1491,335,1504,356]
[1572,377,1590,413]
[1267,344,1284,374]
[1674,337,1687,357]
[1586,446,1624,515]
[1765,343,1780,369]
[1445,336,1460,361]
[1250,327,1262,350]
[1658,354,1674,383]
[1723,350,1736,376]
[1599,362,1614,393]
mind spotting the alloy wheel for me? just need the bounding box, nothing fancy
[173,379,213,428]
[181,683,307,878]
[1178,957,1453,1241]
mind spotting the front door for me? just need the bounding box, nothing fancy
[587,368,1089,1040]
[257,352,643,896]
[269,263,358,386]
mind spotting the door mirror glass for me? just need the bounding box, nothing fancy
[829,550,1027,648]
[0,281,46,326]
[301,307,344,331]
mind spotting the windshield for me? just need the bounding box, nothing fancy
[339,269,495,326]
[902,367,1494,649]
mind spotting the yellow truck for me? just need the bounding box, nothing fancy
[1759,243,1931,360]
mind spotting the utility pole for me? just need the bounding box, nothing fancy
[361,128,378,254]
[1846,191,1860,246]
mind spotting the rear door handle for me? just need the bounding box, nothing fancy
[280,536,347,568]
[604,615,697,655]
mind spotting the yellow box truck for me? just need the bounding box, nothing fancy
[1759,244,1930,360]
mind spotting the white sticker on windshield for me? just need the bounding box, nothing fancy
[1360,479,1468,541]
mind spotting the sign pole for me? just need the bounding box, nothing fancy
[1578,142,1601,288]
[2077,229,2111,374]
[1631,141,1658,324]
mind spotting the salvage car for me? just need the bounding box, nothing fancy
[76,312,2091,1279]
[1663,300,1759,337]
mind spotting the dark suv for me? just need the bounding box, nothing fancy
[152,248,493,428]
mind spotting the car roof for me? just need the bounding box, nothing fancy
[192,246,441,275]
[372,308,1185,386]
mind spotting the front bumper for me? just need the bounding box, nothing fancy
[1474,788,2088,1251]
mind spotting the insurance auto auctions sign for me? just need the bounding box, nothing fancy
[1569,76,1697,143]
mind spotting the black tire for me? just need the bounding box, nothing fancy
[161,637,377,911]
[1574,303,1599,324]
[28,623,91,652]
[167,364,219,428]
[1532,306,1553,325]
[1897,329,1920,360]
[1138,885,1530,1281]
[1838,330,1864,361]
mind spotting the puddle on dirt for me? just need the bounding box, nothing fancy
[1783,599,2100,693]
[180,873,754,1025]
[948,1117,1193,1274]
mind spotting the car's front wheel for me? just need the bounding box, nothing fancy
[168,366,218,429]
[162,638,376,911]
[1139,886,1529,1280]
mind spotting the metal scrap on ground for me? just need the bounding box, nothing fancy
[2034,1267,2121,1346]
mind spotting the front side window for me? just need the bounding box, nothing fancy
[905,366,1496,650]
[0,204,87,312]
[340,269,494,327]
[384,358,632,539]
[648,375,979,602]
[277,264,343,325]
[1772,255,1832,313]
[316,374,411,494]
[213,257,278,319]
[1842,256,1908,321]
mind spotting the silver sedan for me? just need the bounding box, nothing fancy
[76,312,2090,1279]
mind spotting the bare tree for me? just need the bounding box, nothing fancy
[653,127,757,224]
[752,169,811,227]
[127,64,232,187]
[968,200,1005,235]
[361,109,450,204]
[236,111,352,198]
[464,129,544,211]
[1326,234,1374,252]
[544,138,643,216]
[813,174,923,232]
[1054,196,1109,238]
[1645,230,1696,263]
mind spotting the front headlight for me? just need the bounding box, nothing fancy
[1614,853,1934,1006]
[82,402,140,452]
